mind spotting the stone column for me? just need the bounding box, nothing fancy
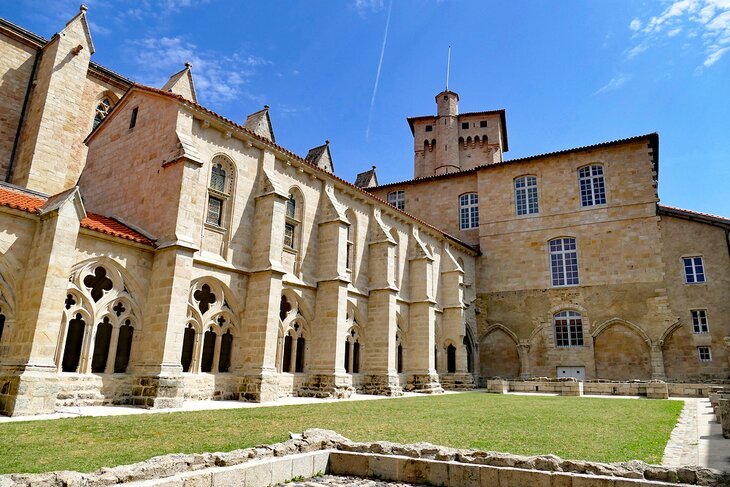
[517,341,531,379]
[406,236,442,393]
[362,220,401,396]
[105,327,121,374]
[650,342,666,380]
[211,333,222,374]
[440,249,474,390]
[301,196,352,398]
[0,189,84,416]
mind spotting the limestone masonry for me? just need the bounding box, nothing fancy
[0,6,727,416]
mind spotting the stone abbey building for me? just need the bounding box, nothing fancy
[0,7,727,416]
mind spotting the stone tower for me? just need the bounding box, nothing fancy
[409,90,509,179]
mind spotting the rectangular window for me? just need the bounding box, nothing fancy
[284,222,295,248]
[206,196,223,226]
[346,226,353,270]
[425,125,433,132]
[387,190,405,211]
[461,122,469,130]
[554,311,584,347]
[578,165,606,207]
[129,107,138,129]
[550,238,579,286]
[459,193,479,230]
[515,176,539,215]
[698,346,712,362]
[480,120,488,128]
[684,257,706,283]
[691,310,709,334]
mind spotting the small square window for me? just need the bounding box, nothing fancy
[698,346,712,362]
[480,120,488,128]
[425,125,433,132]
[691,310,709,334]
[129,107,138,129]
[461,122,469,130]
[388,190,405,210]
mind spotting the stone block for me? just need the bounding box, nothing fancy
[269,457,293,485]
[211,467,246,486]
[486,379,509,394]
[498,467,551,487]
[559,381,583,397]
[290,453,314,480]
[328,452,368,477]
[367,454,399,481]
[550,472,574,487]
[480,465,500,486]
[182,473,212,487]
[570,474,615,487]
[645,382,668,400]
[719,399,730,439]
[312,451,330,475]
[448,462,481,487]
[400,458,430,484]
[244,461,272,487]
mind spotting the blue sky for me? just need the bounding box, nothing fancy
[3,0,729,216]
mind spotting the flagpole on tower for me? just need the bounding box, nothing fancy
[446,46,451,91]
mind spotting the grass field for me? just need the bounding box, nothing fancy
[0,393,683,474]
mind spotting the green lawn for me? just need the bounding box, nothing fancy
[0,393,683,474]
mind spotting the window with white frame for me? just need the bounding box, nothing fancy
[683,256,706,283]
[698,346,712,362]
[549,237,579,286]
[691,310,709,334]
[515,175,539,215]
[459,193,479,230]
[388,190,405,210]
[554,311,584,347]
[578,165,606,207]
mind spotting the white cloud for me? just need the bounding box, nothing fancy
[594,74,631,95]
[126,36,271,107]
[628,0,730,67]
[352,0,385,16]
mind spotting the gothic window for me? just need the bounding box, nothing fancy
[447,344,456,373]
[691,310,709,334]
[397,343,403,373]
[388,190,405,210]
[578,164,606,207]
[62,314,86,372]
[206,156,235,227]
[283,333,293,372]
[390,228,400,287]
[296,336,306,373]
[346,211,356,272]
[114,320,134,373]
[464,330,474,374]
[459,193,479,230]
[344,324,361,374]
[60,262,141,375]
[284,192,301,250]
[684,256,706,283]
[549,237,579,287]
[93,97,113,129]
[91,317,112,373]
[181,324,195,372]
[554,311,584,347]
[184,279,239,374]
[514,176,539,215]
[279,295,292,321]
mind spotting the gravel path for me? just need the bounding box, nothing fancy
[277,475,419,486]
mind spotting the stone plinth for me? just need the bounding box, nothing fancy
[407,374,443,394]
[486,379,509,394]
[645,381,669,399]
[556,379,583,397]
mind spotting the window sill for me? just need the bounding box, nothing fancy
[684,282,708,286]
[204,222,227,233]
[551,284,580,288]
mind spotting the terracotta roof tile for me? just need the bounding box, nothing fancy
[657,204,730,226]
[0,186,155,246]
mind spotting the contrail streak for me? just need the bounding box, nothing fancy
[366,0,393,141]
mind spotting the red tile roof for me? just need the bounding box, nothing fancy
[0,185,155,246]
[658,204,730,227]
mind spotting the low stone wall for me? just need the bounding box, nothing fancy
[2,429,728,486]
[504,379,722,398]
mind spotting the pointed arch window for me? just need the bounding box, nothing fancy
[93,97,113,129]
[206,156,235,227]
[281,321,306,373]
[284,192,301,250]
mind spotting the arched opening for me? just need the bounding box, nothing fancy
[181,324,195,373]
[91,317,112,373]
[0,310,5,343]
[353,340,360,373]
[62,314,86,372]
[201,328,216,373]
[219,330,233,373]
[447,344,456,373]
[283,333,293,373]
[464,332,474,374]
[114,320,134,373]
[434,346,438,371]
[295,335,306,373]
[397,343,403,373]
[344,338,351,373]
[480,327,520,378]
[93,96,114,129]
[594,322,650,380]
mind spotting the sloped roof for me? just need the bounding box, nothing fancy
[372,133,659,190]
[305,140,334,173]
[161,63,197,103]
[244,106,275,142]
[355,166,378,188]
[658,204,730,228]
[0,184,155,246]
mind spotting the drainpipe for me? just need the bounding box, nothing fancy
[6,48,41,183]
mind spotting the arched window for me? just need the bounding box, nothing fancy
[397,343,403,373]
[390,228,400,287]
[181,324,195,372]
[206,156,234,227]
[549,237,579,287]
[284,191,301,250]
[93,97,113,129]
[62,314,86,372]
[114,320,134,373]
[554,311,584,347]
[91,317,112,373]
[219,329,233,373]
[447,344,456,373]
[459,193,479,230]
[578,164,606,207]
[346,211,356,272]
[464,330,474,374]
[282,333,293,372]
[514,176,539,215]
[296,335,306,373]
[344,314,361,374]
[281,321,306,373]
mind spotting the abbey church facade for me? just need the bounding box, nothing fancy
[0,7,727,416]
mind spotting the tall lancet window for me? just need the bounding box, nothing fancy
[93,97,113,129]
